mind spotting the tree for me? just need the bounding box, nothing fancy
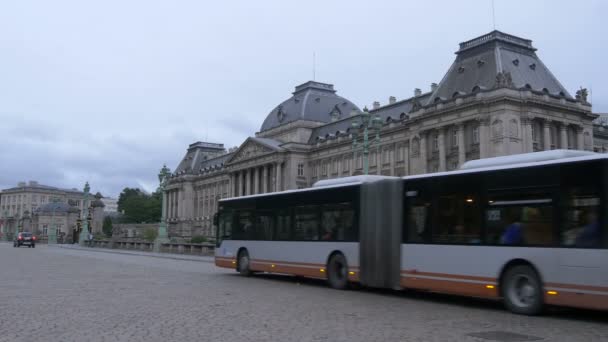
[117,187,161,223]
[102,216,113,237]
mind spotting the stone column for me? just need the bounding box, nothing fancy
[576,126,584,150]
[262,165,268,193]
[239,171,245,196]
[559,124,568,149]
[253,167,259,194]
[543,120,552,150]
[521,116,533,153]
[404,139,410,176]
[438,128,446,172]
[458,123,466,166]
[419,132,427,174]
[228,173,234,197]
[390,146,396,176]
[479,118,490,158]
[162,191,168,220]
[243,169,249,196]
[275,162,282,191]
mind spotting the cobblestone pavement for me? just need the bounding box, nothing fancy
[0,243,606,342]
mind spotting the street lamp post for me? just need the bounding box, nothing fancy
[78,182,91,246]
[351,108,383,175]
[154,174,169,252]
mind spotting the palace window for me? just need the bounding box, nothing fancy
[297,163,304,176]
[432,134,439,151]
[451,128,458,147]
[472,126,480,144]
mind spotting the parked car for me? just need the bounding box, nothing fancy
[14,232,36,248]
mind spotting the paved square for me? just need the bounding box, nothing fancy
[0,243,606,342]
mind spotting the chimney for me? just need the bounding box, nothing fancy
[414,88,422,97]
[389,96,396,104]
[431,83,438,92]
[372,101,380,109]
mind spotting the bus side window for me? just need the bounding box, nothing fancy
[293,205,320,241]
[321,202,355,242]
[234,210,254,240]
[405,195,431,243]
[255,212,275,241]
[485,192,554,246]
[275,211,291,240]
[217,211,233,245]
[561,189,601,248]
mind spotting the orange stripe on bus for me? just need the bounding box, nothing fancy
[401,270,495,283]
[400,276,499,298]
[545,282,608,293]
[545,291,608,310]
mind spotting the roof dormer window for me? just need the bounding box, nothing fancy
[529,63,536,70]
[458,66,465,73]
[512,58,520,66]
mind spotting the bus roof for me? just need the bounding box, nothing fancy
[313,175,398,188]
[404,150,608,181]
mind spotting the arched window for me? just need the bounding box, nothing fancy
[492,120,503,138]
[411,137,420,156]
[472,85,481,93]
[472,125,480,144]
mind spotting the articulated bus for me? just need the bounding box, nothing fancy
[215,150,608,315]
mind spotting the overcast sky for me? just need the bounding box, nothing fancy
[0,0,606,197]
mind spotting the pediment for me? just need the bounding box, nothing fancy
[227,138,278,164]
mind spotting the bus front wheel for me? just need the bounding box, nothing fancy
[502,265,543,315]
[327,253,349,290]
[237,250,252,276]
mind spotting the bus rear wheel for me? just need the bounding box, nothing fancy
[237,250,252,276]
[327,253,349,290]
[502,265,543,315]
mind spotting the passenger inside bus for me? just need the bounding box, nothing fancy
[575,210,600,248]
[500,209,524,245]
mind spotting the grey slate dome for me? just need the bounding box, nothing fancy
[260,81,361,132]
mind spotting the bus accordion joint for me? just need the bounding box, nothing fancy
[547,291,558,295]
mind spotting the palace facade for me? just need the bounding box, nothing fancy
[165,31,606,238]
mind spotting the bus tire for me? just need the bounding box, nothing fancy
[327,253,349,290]
[502,265,543,315]
[237,250,252,276]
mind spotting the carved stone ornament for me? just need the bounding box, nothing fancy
[276,105,286,123]
[329,105,342,121]
[409,98,422,113]
[575,87,589,103]
[230,141,274,163]
[494,71,514,89]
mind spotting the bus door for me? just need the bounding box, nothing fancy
[359,179,403,289]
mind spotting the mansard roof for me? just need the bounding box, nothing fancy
[308,93,432,144]
[427,30,572,105]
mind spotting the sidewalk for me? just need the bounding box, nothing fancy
[53,244,215,263]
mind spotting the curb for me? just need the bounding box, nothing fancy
[53,245,215,263]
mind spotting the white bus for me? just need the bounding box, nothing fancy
[215,150,608,315]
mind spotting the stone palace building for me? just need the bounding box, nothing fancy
[165,30,606,239]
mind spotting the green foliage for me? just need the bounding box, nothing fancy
[117,188,161,224]
[93,232,106,240]
[143,228,158,242]
[190,236,208,244]
[102,216,113,237]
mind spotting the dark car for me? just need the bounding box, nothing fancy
[14,232,36,248]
